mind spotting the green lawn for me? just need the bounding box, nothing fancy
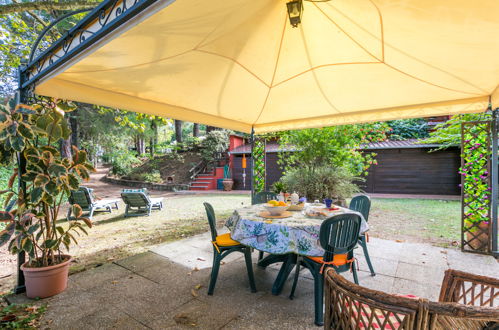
[368,198,461,247]
[0,194,463,292]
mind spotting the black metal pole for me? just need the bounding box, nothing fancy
[491,109,499,257]
[250,127,255,204]
[14,64,27,293]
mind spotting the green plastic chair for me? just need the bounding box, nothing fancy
[349,194,375,276]
[204,202,257,295]
[121,190,163,217]
[252,191,278,205]
[252,191,278,261]
[288,213,362,326]
[67,187,119,220]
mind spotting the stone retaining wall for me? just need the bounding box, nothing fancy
[103,175,190,191]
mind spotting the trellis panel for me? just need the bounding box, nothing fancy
[252,137,266,196]
[460,121,492,253]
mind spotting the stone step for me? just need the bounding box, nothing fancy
[190,186,209,191]
[192,181,212,185]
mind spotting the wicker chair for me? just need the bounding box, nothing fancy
[324,268,499,330]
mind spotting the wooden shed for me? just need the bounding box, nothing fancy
[229,139,460,195]
[360,140,460,195]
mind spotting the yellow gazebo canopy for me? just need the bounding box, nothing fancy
[35,0,499,133]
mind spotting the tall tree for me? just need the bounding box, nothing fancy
[193,123,200,137]
[69,109,79,148]
[0,0,102,97]
[0,1,100,15]
[174,120,183,145]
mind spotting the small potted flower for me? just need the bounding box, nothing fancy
[0,99,94,298]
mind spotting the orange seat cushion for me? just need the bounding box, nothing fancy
[215,233,240,247]
[308,254,348,266]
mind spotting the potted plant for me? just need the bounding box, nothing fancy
[0,99,94,298]
[222,164,233,191]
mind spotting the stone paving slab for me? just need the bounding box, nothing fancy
[8,232,498,329]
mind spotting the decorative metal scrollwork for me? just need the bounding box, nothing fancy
[24,0,151,87]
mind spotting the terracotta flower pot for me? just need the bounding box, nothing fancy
[222,178,234,191]
[465,222,489,251]
[21,255,72,299]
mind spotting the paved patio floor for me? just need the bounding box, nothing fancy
[9,233,498,329]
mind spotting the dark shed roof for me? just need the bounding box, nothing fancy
[230,139,446,154]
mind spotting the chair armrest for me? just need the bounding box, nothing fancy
[439,269,499,307]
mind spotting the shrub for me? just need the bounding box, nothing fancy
[200,130,229,163]
[387,118,429,140]
[110,151,141,177]
[271,181,287,194]
[129,170,162,183]
[280,166,361,201]
[144,170,162,183]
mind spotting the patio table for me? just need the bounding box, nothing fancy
[225,203,367,295]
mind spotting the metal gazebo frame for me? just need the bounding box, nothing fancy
[13,0,498,294]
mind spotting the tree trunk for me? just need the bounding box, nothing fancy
[59,117,72,158]
[70,111,79,148]
[149,137,154,157]
[193,123,200,137]
[152,120,159,146]
[59,138,72,159]
[175,120,183,145]
[135,135,145,155]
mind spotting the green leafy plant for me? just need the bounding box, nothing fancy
[422,113,492,149]
[278,124,387,177]
[129,170,162,183]
[387,118,429,140]
[276,124,387,200]
[223,164,231,179]
[0,99,94,268]
[280,166,361,201]
[110,151,141,177]
[271,181,287,194]
[460,122,491,227]
[0,303,46,329]
[200,130,230,164]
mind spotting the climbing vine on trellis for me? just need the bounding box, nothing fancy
[252,137,266,195]
[461,121,491,253]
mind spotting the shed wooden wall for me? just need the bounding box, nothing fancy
[231,147,460,195]
[360,147,460,195]
[232,153,284,191]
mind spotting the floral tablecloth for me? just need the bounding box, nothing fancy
[225,204,368,257]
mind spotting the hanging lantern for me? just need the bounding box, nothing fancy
[286,0,303,28]
[242,153,247,169]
